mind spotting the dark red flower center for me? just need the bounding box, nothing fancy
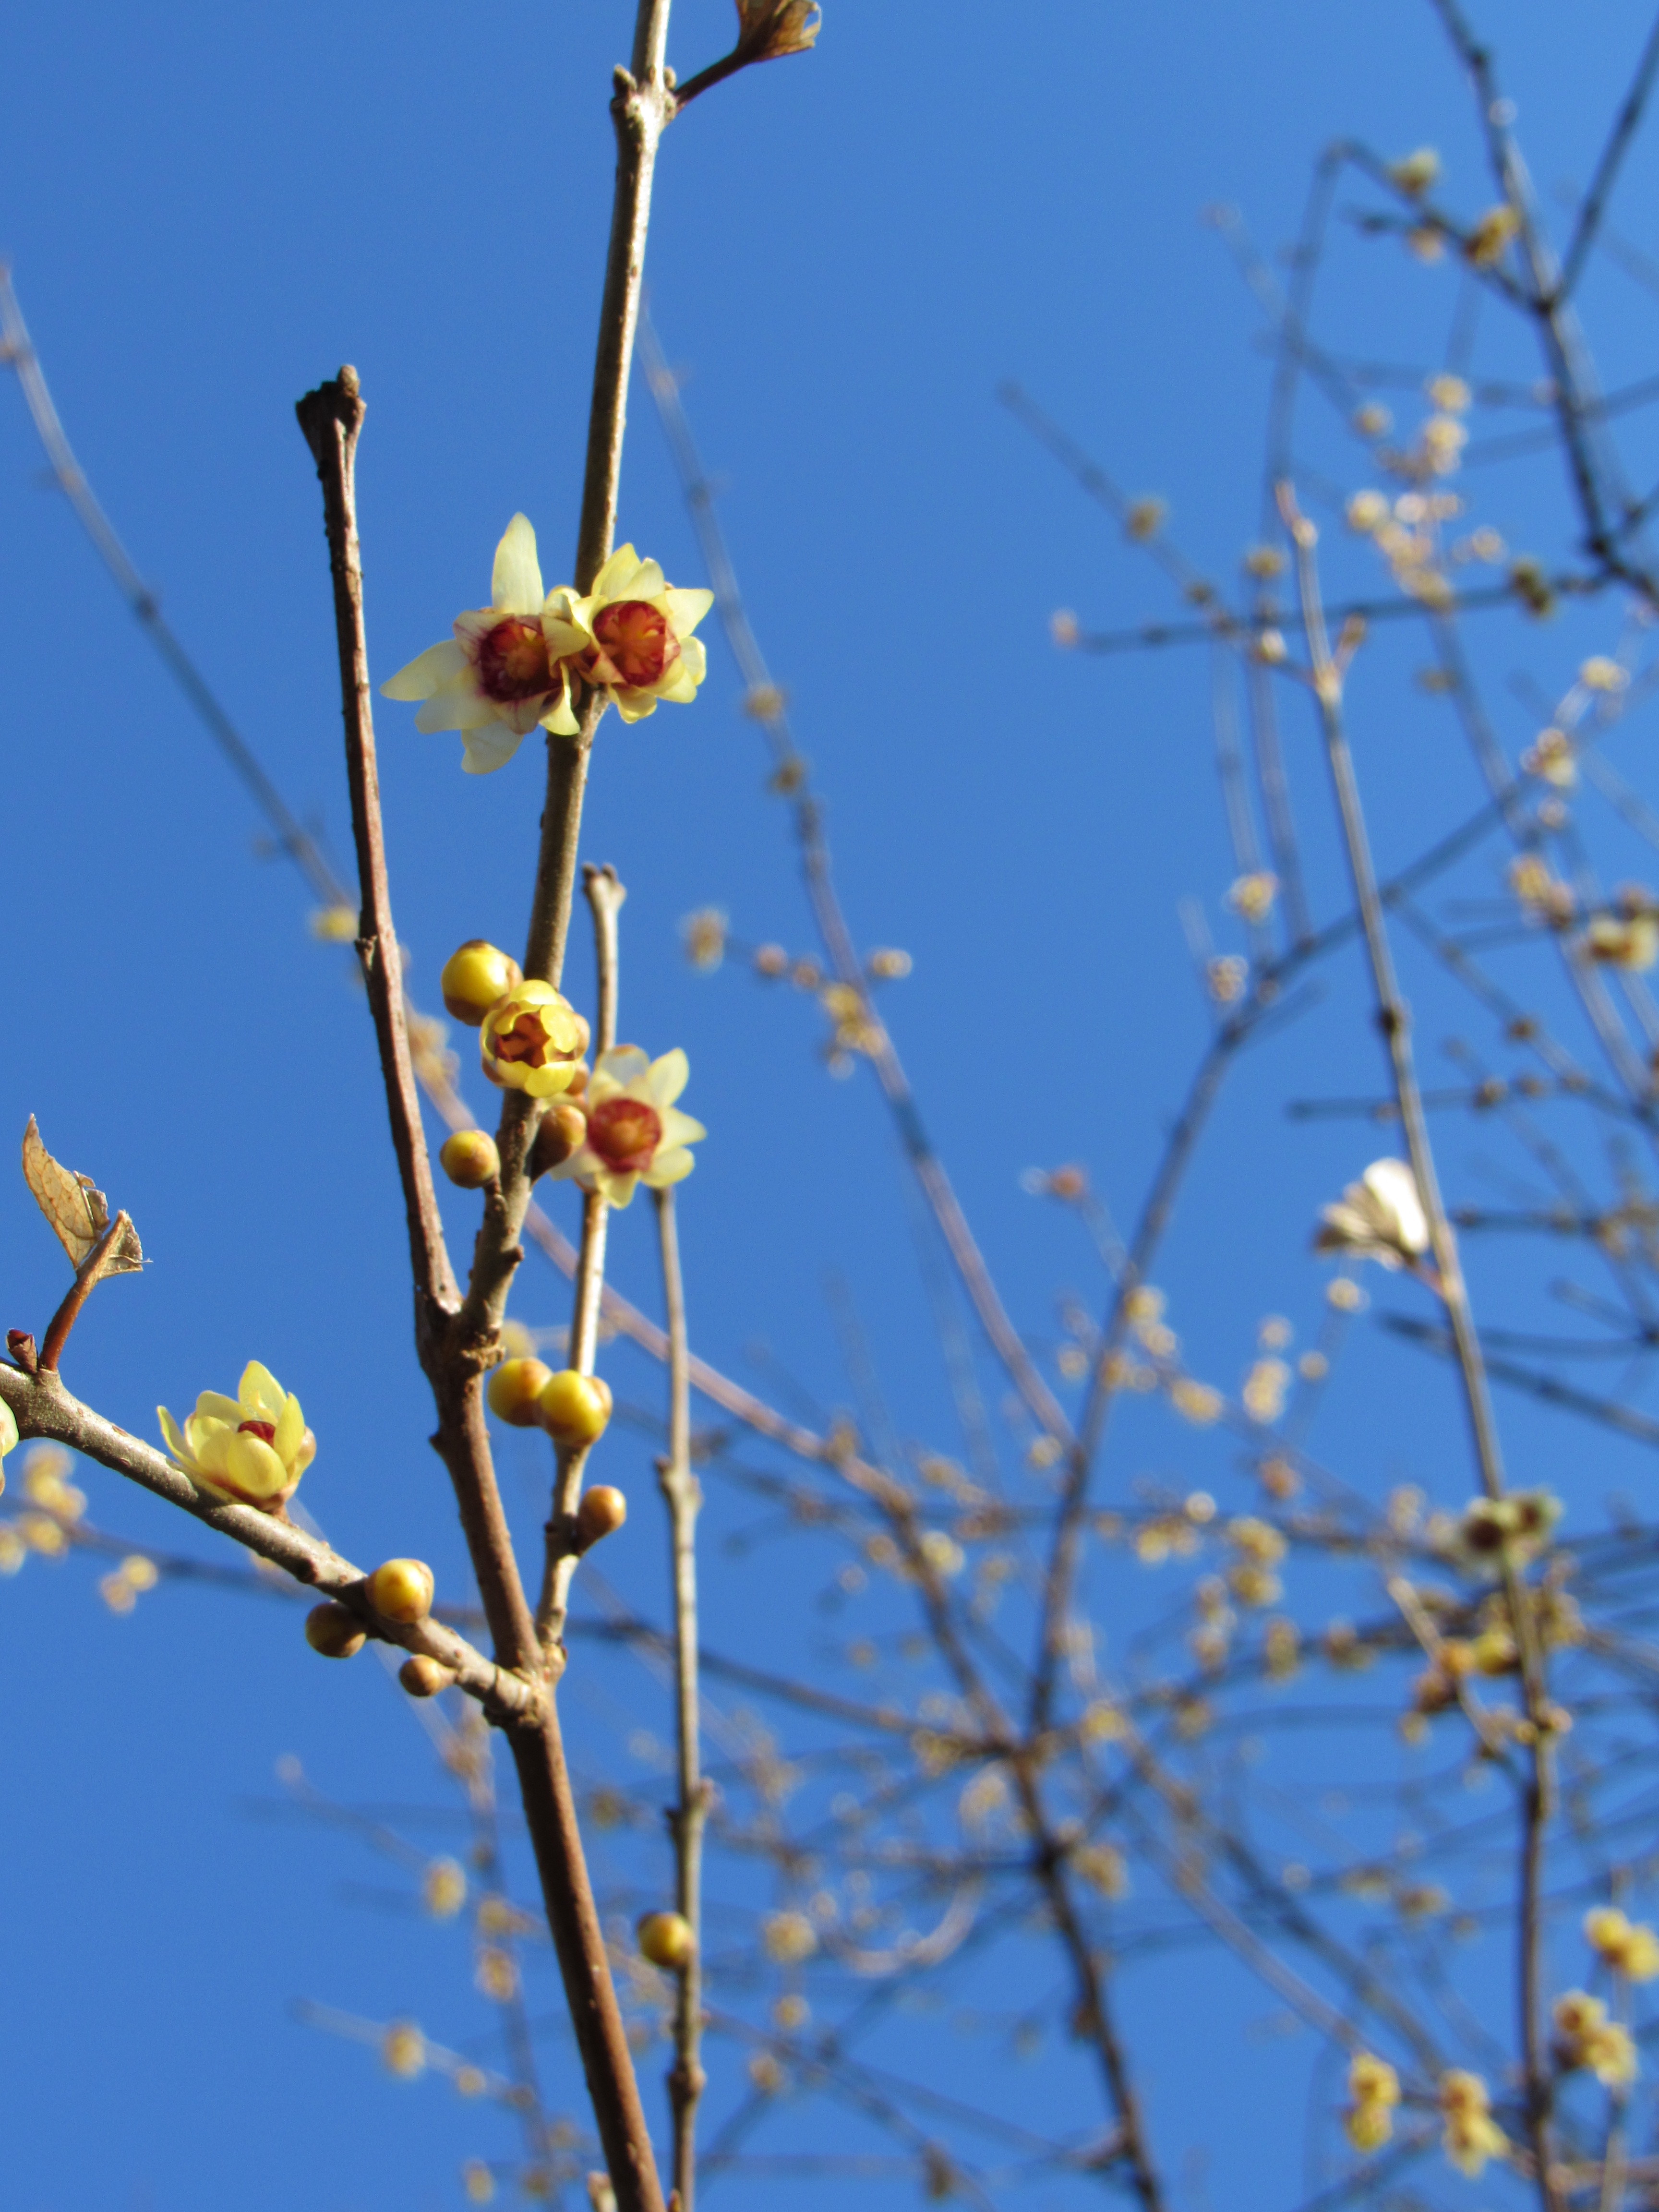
[587,1096,663,1173]
[238,1420,277,1444]
[476,616,554,704]
[589,600,676,690]
[493,1010,557,1068]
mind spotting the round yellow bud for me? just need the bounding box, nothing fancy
[577,1485,628,1548]
[441,940,523,1026]
[305,1601,367,1659]
[488,1357,555,1428]
[637,1910,695,1970]
[537,1369,613,1448]
[370,1557,435,1623]
[399,1654,456,1698]
[440,1130,501,1189]
[529,1101,589,1179]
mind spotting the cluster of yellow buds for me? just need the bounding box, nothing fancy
[1586,1907,1659,1981]
[158,1361,315,1514]
[1344,2051,1400,2153]
[383,518,713,775]
[99,1553,160,1616]
[1439,2070,1506,2175]
[1553,1991,1638,2086]
[21,1442,85,1522]
[1585,902,1659,973]
[1226,1515,1286,1607]
[1508,854,1575,928]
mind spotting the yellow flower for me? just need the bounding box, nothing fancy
[1586,1907,1659,1981]
[479,981,589,1097]
[1314,1159,1430,1270]
[549,1046,704,1207]
[1467,204,1521,268]
[158,1360,314,1512]
[1586,914,1659,971]
[1439,2071,1505,2176]
[1390,146,1441,196]
[543,544,713,724]
[381,514,591,775]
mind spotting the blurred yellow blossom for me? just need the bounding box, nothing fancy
[382,2021,426,2079]
[681,907,728,972]
[423,1858,469,1919]
[1586,1907,1659,1981]
[1390,147,1441,195]
[309,903,357,943]
[1440,2070,1505,2175]
[1315,1159,1430,1271]
[1581,655,1627,694]
[1466,204,1521,267]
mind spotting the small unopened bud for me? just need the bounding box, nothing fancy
[488,1357,555,1427]
[440,1130,501,1189]
[637,1910,695,1969]
[305,1601,367,1659]
[537,1369,613,1448]
[577,1485,628,1547]
[529,1101,588,1178]
[399,1654,456,1698]
[441,940,523,1025]
[370,1557,435,1623]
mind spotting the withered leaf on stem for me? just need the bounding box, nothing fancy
[21,1116,144,1275]
[734,0,821,62]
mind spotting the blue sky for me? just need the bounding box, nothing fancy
[6,4,1659,2208]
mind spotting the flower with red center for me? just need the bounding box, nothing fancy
[381,515,590,775]
[158,1360,315,1512]
[480,981,590,1099]
[549,1046,705,1207]
[545,545,713,724]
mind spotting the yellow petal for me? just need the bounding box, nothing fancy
[656,659,699,705]
[645,1147,695,1187]
[591,544,641,600]
[646,1048,689,1107]
[221,1431,290,1503]
[660,1107,706,1148]
[462,723,528,775]
[274,1393,305,1467]
[611,688,659,723]
[414,680,493,734]
[664,588,714,637]
[158,1405,191,1466]
[492,514,544,616]
[240,1363,286,1419]
[382,638,466,701]
[541,691,580,736]
[197,1391,243,1427]
[623,558,666,599]
[600,1046,651,1089]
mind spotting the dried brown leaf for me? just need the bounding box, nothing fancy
[735,0,820,61]
[21,1118,143,1275]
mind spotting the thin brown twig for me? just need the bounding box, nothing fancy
[656,1184,708,2210]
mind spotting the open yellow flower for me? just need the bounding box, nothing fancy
[546,545,713,724]
[550,1046,705,1207]
[158,1360,314,1511]
[381,515,590,775]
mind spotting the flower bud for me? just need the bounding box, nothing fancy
[480,983,589,1097]
[370,1557,435,1623]
[637,1910,695,1969]
[442,940,523,1025]
[306,1601,367,1659]
[537,1369,613,1448]
[488,1357,555,1427]
[440,1130,501,1189]
[399,1654,456,1698]
[529,1101,589,1179]
[577,1485,628,1547]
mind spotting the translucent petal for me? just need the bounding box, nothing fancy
[158,1405,191,1466]
[611,687,659,723]
[601,1168,640,1209]
[664,587,714,637]
[492,514,545,615]
[196,1391,244,1427]
[645,1146,695,1187]
[623,559,665,600]
[462,723,527,776]
[541,613,589,659]
[660,1108,706,1148]
[600,1046,651,1090]
[655,660,699,705]
[541,690,580,736]
[195,1427,235,1479]
[676,635,708,685]
[382,638,466,701]
[645,1048,689,1107]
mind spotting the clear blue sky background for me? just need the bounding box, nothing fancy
[5,4,1659,2208]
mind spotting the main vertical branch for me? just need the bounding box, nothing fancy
[655,1185,707,2209]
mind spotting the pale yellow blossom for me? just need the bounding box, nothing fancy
[159,1361,314,1512]
[549,1046,704,1208]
